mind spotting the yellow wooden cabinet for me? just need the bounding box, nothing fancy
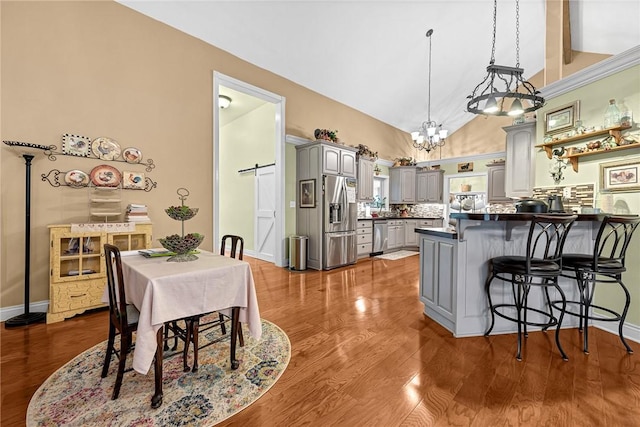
[47,223,152,323]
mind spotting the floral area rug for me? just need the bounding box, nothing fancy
[375,250,419,261]
[27,319,290,426]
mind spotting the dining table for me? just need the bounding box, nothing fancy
[105,249,262,408]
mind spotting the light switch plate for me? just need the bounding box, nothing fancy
[290,201,296,208]
[563,187,572,198]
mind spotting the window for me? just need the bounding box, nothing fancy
[369,175,389,210]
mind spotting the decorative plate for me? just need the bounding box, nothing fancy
[62,134,91,157]
[90,165,121,187]
[122,147,143,164]
[122,171,145,189]
[91,137,121,161]
[64,170,90,187]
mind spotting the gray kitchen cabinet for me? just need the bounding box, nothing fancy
[486,161,510,202]
[389,167,416,204]
[418,219,443,228]
[503,122,536,198]
[404,219,418,247]
[387,220,405,249]
[419,234,457,330]
[416,170,444,203]
[357,220,373,257]
[322,144,357,177]
[358,158,375,201]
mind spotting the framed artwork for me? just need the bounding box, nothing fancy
[123,171,146,190]
[457,162,473,173]
[299,179,315,208]
[62,134,91,157]
[600,159,640,192]
[545,101,579,135]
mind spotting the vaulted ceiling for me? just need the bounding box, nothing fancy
[118,1,639,136]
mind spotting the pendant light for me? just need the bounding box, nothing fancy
[412,29,448,152]
[466,0,544,116]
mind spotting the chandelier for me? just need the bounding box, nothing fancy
[466,0,544,116]
[411,29,448,152]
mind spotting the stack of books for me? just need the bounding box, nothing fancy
[126,204,151,222]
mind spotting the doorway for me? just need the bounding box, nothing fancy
[254,165,276,262]
[213,72,286,267]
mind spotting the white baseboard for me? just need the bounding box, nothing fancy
[594,320,640,345]
[1,301,50,322]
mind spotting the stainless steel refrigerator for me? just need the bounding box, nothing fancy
[323,175,358,270]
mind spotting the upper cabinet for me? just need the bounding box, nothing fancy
[486,162,510,202]
[416,170,444,203]
[358,158,375,201]
[389,167,416,204]
[504,122,536,198]
[322,144,357,177]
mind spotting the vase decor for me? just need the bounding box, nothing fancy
[159,187,204,262]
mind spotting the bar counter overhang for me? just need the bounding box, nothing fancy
[414,213,638,338]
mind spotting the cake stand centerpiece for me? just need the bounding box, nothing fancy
[159,187,204,262]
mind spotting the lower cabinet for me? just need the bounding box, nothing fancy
[47,223,153,323]
[404,220,418,247]
[419,234,457,332]
[387,220,405,250]
[418,219,443,228]
[356,220,373,257]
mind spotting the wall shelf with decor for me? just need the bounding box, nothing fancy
[40,134,158,191]
[535,124,637,172]
[42,168,158,192]
[562,143,640,172]
[44,134,156,172]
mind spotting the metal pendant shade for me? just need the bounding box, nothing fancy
[466,0,545,116]
[412,29,447,152]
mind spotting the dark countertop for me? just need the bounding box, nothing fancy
[449,213,638,222]
[358,216,443,221]
[415,227,458,239]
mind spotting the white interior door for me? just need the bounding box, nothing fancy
[254,165,275,262]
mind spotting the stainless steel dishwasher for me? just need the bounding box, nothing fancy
[372,219,388,255]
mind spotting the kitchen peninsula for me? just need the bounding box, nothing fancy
[414,213,628,337]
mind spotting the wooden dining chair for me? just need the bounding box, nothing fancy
[101,244,190,399]
[185,234,245,372]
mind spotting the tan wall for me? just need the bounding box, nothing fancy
[0,1,409,308]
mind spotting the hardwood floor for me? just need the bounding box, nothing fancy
[2,255,639,426]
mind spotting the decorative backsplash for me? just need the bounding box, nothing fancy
[357,203,444,218]
[485,184,596,214]
[532,184,595,212]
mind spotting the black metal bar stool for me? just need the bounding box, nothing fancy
[558,216,640,354]
[485,215,577,361]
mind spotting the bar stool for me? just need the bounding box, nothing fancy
[485,215,577,361]
[558,216,640,354]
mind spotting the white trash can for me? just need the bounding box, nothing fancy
[289,236,308,271]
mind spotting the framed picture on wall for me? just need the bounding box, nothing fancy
[299,179,315,208]
[600,159,640,192]
[457,162,473,173]
[545,101,579,135]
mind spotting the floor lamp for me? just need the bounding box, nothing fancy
[3,140,49,327]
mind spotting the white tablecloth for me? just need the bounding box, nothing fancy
[104,250,261,374]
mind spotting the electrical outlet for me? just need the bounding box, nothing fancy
[563,186,572,198]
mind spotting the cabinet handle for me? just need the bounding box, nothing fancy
[70,293,87,298]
